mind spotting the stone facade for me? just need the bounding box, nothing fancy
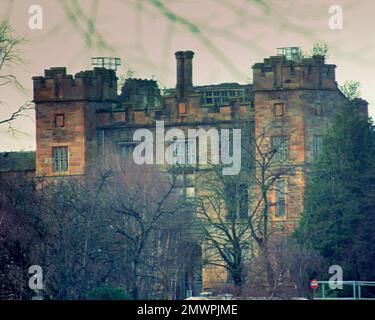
[31,50,368,294]
[33,67,117,177]
[253,55,350,230]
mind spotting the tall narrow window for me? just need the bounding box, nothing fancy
[276,179,286,217]
[313,136,322,160]
[271,136,288,161]
[174,140,185,164]
[239,184,249,219]
[52,146,68,172]
[186,140,196,165]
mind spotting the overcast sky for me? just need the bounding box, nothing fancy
[0,0,374,151]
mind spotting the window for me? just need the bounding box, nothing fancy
[54,114,65,128]
[118,143,135,159]
[177,187,185,198]
[239,184,249,219]
[186,187,195,199]
[186,141,196,165]
[271,136,288,161]
[276,179,286,217]
[171,140,184,164]
[290,65,295,75]
[52,146,68,172]
[185,173,195,186]
[313,136,322,160]
[315,103,323,116]
[171,140,196,165]
[274,103,284,117]
[174,173,195,200]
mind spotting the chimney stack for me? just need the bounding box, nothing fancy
[183,51,194,96]
[175,50,194,99]
[175,51,184,99]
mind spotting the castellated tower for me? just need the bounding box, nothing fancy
[33,67,117,177]
[252,54,354,229]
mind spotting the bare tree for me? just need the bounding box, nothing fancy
[0,19,33,128]
[0,172,44,300]
[194,129,294,294]
[0,154,199,300]
[270,237,324,298]
[195,164,255,290]
[101,157,195,299]
[29,176,113,299]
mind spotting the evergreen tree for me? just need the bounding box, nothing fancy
[295,102,375,280]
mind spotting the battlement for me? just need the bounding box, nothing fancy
[97,99,252,128]
[252,55,337,91]
[33,67,118,102]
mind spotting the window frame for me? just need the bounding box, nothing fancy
[275,179,286,218]
[52,146,69,173]
[271,136,289,162]
[274,103,285,117]
[239,184,249,219]
[54,113,65,128]
[170,139,196,166]
[313,135,322,160]
[173,172,196,200]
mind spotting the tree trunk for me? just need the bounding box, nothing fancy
[131,260,139,300]
[261,243,275,292]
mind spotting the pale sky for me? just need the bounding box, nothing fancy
[0,0,374,151]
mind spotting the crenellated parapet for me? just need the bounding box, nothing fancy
[252,55,337,91]
[33,67,118,102]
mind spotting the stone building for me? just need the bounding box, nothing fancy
[26,48,369,295]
